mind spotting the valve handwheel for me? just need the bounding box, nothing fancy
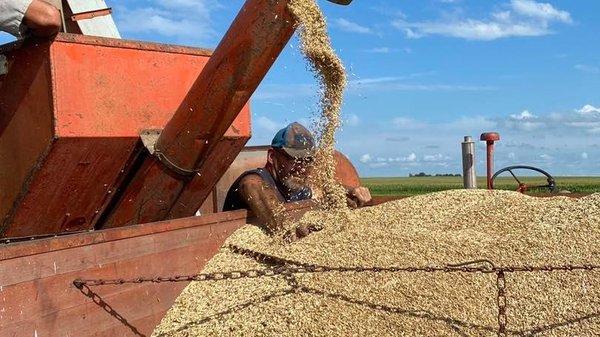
[491,165,557,194]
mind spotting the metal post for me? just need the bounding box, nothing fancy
[480,132,500,190]
[462,136,477,189]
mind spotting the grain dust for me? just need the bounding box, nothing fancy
[153,190,600,336]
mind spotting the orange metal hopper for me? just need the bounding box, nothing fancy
[0,35,251,238]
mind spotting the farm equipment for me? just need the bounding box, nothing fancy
[480,132,557,193]
[0,0,358,336]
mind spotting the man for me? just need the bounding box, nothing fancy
[223,122,371,240]
[1,0,61,38]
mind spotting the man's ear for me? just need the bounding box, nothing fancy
[267,149,275,165]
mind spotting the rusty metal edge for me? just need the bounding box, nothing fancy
[55,33,214,56]
[0,210,248,261]
[0,33,214,57]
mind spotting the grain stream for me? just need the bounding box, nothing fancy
[288,0,348,211]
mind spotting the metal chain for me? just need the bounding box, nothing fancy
[72,245,600,337]
[496,271,507,337]
[73,245,600,287]
[76,283,146,337]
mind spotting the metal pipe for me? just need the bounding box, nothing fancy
[154,0,298,173]
[461,136,477,189]
[486,143,494,189]
[480,132,500,190]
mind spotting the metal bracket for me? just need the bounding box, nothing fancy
[140,129,161,155]
[140,129,198,177]
[71,8,113,21]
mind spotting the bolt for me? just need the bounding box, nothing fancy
[480,132,500,189]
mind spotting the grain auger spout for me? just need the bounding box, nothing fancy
[157,0,351,178]
[100,0,355,228]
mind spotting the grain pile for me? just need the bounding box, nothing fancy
[288,0,348,210]
[153,190,600,337]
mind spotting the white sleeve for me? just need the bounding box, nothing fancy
[0,0,35,38]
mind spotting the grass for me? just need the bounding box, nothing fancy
[361,176,600,197]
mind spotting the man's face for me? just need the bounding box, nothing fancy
[270,149,314,190]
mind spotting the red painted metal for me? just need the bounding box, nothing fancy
[0,34,251,238]
[480,132,500,190]
[101,0,300,228]
[0,211,247,337]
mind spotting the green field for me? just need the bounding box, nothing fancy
[361,176,600,197]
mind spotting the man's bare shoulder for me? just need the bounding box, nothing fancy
[238,172,264,185]
[238,172,272,193]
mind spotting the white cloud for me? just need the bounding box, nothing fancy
[115,1,218,43]
[539,153,554,161]
[507,110,543,131]
[394,19,548,41]
[393,0,572,41]
[256,116,280,133]
[510,110,537,120]
[350,77,402,86]
[423,153,449,162]
[333,18,373,34]
[511,0,572,23]
[257,72,492,100]
[404,153,418,162]
[369,162,389,168]
[365,47,391,54]
[581,152,589,160]
[577,104,600,116]
[575,64,600,74]
[359,154,372,163]
[393,117,427,130]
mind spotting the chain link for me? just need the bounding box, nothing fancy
[76,283,146,336]
[496,271,507,337]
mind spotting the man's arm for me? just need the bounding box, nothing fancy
[23,0,61,37]
[238,174,317,236]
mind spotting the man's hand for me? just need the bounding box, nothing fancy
[346,186,372,208]
[284,223,323,243]
[23,0,62,37]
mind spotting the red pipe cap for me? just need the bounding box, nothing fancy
[480,132,500,142]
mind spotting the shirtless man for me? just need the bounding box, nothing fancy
[223,122,371,239]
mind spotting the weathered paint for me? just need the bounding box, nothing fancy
[0,211,248,337]
[0,34,251,237]
[101,0,298,228]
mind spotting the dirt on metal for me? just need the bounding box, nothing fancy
[153,189,600,336]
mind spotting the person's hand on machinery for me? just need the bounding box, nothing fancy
[23,1,62,37]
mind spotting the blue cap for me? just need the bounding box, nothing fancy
[271,122,315,158]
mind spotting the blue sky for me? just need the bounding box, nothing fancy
[2,0,599,177]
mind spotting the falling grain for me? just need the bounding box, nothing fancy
[288,0,348,211]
